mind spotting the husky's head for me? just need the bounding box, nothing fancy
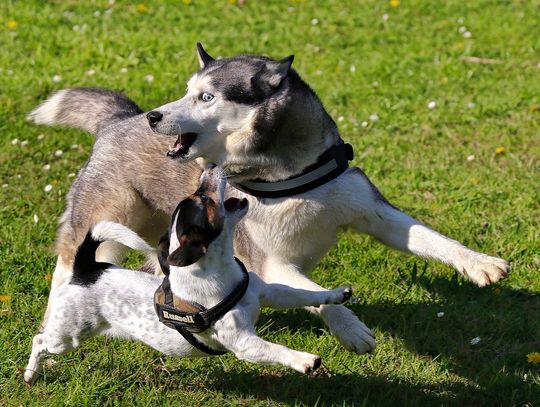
[147,44,340,182]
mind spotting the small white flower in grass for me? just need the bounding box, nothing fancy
[11,138,19,145]
[44,359,57,367]
[361,121,369,128]
[37,134,45,140]
[314,70,323,76]
[16,174,21,179]
[43,164,51,171]
[21,140,29,146]
[73,25,80,31]
[467,155,475,162]
[68,173,76,178]
[120,67,128,74]
[382,13,389,21]
[105,9,113,16]
[470,336,481,345]
[467,102,476,109]
[33,214,39,224]
[144,74,154,82]
[350,65,356,73]
[2,184,8,188]
[458,26,467,34]
[71,144,79,149]
[427,101,437,109]
[311,18,319,25]
[337,116,344,122]
[52,75,61,83]
[369,114,379,122]
[85,69,95,76]
[93,10,101,17]
[108,0,115,4]
[372,81,379,87]
[437,312,444,318]
[44,184,53,192]
[54,150,63,157]
[463,31,472,39]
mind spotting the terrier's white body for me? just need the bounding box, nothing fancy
[24,168,351,384]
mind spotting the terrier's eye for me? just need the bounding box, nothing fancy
[200,194,210,203]
[200,92,214,102]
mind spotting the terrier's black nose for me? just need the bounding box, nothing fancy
[146,111,163,127]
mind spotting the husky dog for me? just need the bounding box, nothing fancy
[28,44,508,354]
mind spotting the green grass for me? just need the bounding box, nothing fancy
[1,0,539,405]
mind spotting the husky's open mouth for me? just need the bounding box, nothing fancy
[167,133,198,158]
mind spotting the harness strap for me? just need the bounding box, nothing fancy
[154,258,249,355]
[231,142,354,198]
[173,326,226,356]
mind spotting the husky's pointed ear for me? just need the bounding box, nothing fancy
[256,55,294,90]
[196,43,215,69]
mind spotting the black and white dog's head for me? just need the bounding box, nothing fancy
[157,164,248,272]
[147,44,339,182]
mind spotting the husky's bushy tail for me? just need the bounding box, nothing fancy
[72,221,157,285]
[27,87,143,136]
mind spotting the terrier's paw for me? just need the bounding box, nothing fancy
[461,254,509,287]
[305,355,322,374]
[292,353,322,374]
[341,285,353,302]
[327,285,353,304]
[321,305,376,354]
[23,368,38,385]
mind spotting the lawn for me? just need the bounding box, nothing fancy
[1,0,539,405]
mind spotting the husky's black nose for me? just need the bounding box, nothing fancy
[146,111,163,127]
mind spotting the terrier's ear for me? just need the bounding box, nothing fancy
[157,235,170,275]
[167,233,208,267]
[196,42,215,69]
[253,55,294,92]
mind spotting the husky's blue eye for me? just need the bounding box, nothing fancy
[200,92,214,102]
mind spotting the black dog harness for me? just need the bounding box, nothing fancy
[154,258,249,355]
[231,142,354,198]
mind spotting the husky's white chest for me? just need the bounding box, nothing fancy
[242,192,343,270]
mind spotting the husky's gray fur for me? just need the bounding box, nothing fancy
[28,44,508,354]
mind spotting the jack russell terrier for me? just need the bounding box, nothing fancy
[24,165,352,384]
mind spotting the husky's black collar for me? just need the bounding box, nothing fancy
[154,258,249,355]
[231,142,354,198]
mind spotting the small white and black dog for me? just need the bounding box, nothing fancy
[23,165,352,384]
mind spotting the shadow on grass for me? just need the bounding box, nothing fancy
[241,276,540,406]
[207,369,470,406]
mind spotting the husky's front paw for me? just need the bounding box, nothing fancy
[461,254,509,287]
[320,305,376,354]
